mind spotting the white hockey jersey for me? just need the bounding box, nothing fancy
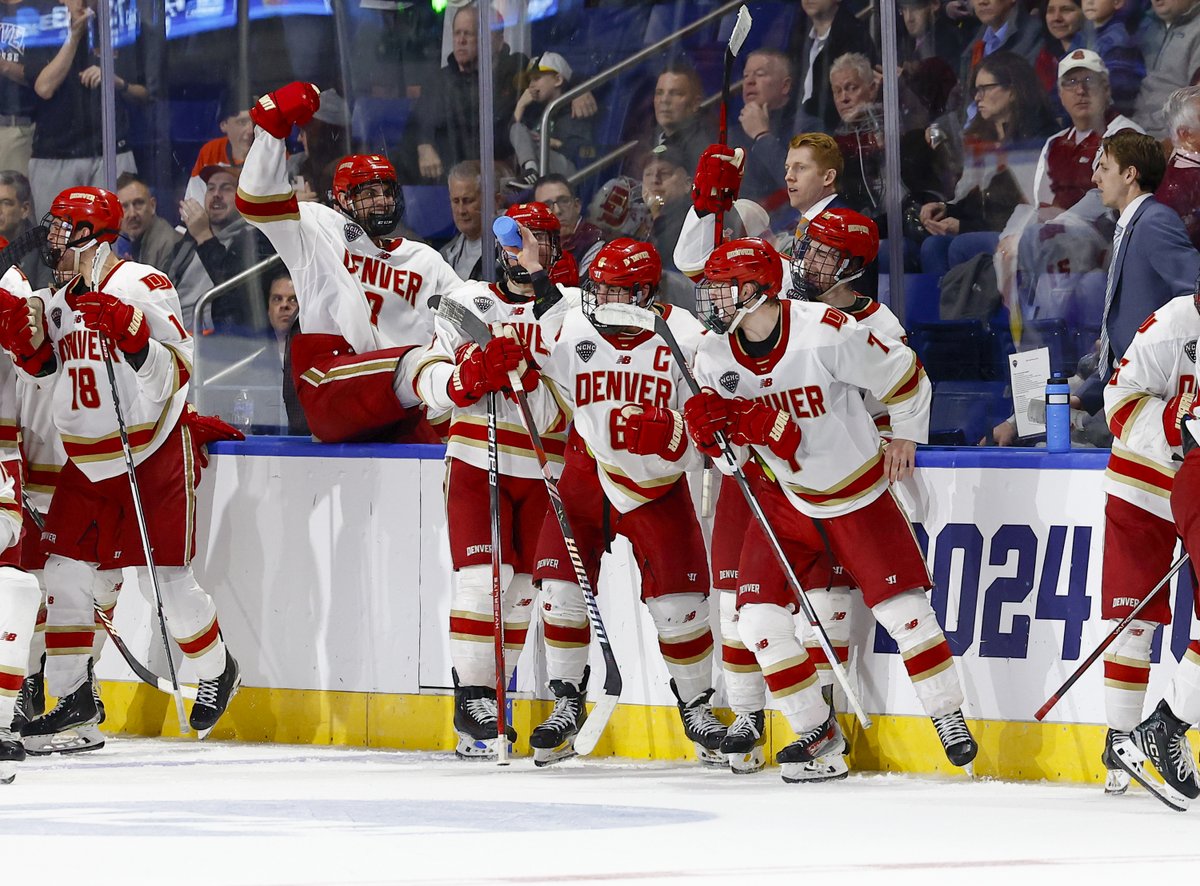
[236,127,466,354]
[1104,295,1200,520]
[693,299,930,518]
[541,303,705,513]
[30,261,192,482]
[0,264,33,465]
[845,295,907,440]
[414,281,571,479]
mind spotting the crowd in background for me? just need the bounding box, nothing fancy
[2,0,1200,441]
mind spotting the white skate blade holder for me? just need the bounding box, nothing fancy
[727,746,766,775]
[23,724,105,756]
[781,754,849,784]
[1112,736,1191,812]
[533,742,578,768]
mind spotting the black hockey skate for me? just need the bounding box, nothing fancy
[671,680,728,768]
[932,709,978,768]
[190,649,242,740]
[1102,728,1131,796]
[720,710,766,774]
[778,711,848,783]
[530,668,589,768]
[9,653,45,734]
[21,659,104,755]
[1113,700,1200,812]
[0,728,25,784]
[453,671,516,761]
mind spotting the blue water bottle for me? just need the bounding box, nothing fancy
[1045,374,1070,452]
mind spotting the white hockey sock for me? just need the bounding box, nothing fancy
[647,593,715,703]
[802,586,853,690]
[1102,618,1154,732]
[450,563,515,687]
[738,602,827,736]
[502,573,537,679]
[27,569,46,672]
[1166,640,1200,725]
[539,579,589,687]
[42,555,98,696]
[873,590,964,718]
[90,572,122,660]
[719,591,765,714]
[0,566,42,726]
[154,566,227,681]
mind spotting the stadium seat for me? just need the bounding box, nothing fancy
[902,273,941,328]
[908,320,994,381]
[402,185,455,244]
[929,380,1010,446]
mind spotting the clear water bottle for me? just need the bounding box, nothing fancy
[232,389,254,436]
[1045,375,1070,452]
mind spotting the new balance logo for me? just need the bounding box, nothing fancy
[517,598,533,607]
[1,632,16,642]
[756,638,769,650]
[904,618,919,631]
[617,355,632,364]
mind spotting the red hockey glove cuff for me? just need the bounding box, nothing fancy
[1165,391,1197,449]
[623,405,688,461]
[251,82,321,139]
[74,291,150,354]
[683,388,733,457]
[691,144,745,215]
[728,400,801,470]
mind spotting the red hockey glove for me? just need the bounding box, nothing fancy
[0,289,51,373]
[728,399,801,471]
[184,406,245,469]
[548,252,580,287]
[691,144,745,215]
[683,388,733,458]
[1164,391,1197,449]
[73,291,150,354]
[447,337,530,407]
[623,405,688,461]
[251,82,321,140]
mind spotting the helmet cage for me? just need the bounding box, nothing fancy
[581,278,657,334]
[341,180,402,238]
[695,278,771,334]
[789,236,862,301]
[41,212,109,276]
[497,228,561,286]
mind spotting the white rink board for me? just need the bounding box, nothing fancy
[96,446,1197,727]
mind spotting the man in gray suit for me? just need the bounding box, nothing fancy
[1079,130,1200,414]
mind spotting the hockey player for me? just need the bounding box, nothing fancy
[236,81,469,443]
[527,238,727,767]
[683,237,977,783]
[0,187,241,750]
[1098,290,1200,797]
[411,202,570,760]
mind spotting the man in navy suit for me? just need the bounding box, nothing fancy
[1078,130,1200,414]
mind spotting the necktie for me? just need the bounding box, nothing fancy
[1099,222,1125,374]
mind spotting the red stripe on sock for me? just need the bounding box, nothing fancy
[903,639,952,679]
[1104,659,1150,686]
[543,621,591,646]
[504,627,528,648]
[806,644,849,666]
[722,644,758,667]
[763,658,817,695]
[45,630,93,650]
[659,631,714,662]
[0,671,22,692]
[449,616,493,639]
[178,619,220,656]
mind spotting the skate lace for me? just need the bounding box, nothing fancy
[539,695,581,732]
[727,713,762,740]
[195,676,221,709]
[465,696,498,726]
[683,702,724,737]
[933,711,971,749]
[1169,734,1198,783]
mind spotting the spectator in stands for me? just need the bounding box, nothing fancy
[959,0,1054,95]
[1157,84,1200,249]
[1076,129,1200,412]
[641,143,693,274]
[899,0,969,68]
[175,165,274,333]
[1134,0,1200,138]
[0,1,39,177]
[651,61,711,171]
[186,96,255,204]
[25,0,147,215]
[287,88,350,206]
[116,171,181,272]
[0,169,44,288]
[1044,0,1088,58]
[919,52,1057,276]
[732,49,815,206]
[533,173,604,276]
[792,0,879,130]
[440,160,491,281]
[1082,0,1145,116]
[414,3,527,181]
[266,271,298,369]
[507,53,593,192]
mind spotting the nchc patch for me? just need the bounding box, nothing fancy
[473,296,494,315]
[51,307,62,329]
[576,340,597,363]
[344,223,364,242]
[719,370,740,393]
[1187,340,1197,363]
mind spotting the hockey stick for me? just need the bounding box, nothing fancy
[97,339,189,733]
[438,297,622,754]
[486,390,510,765]
[0,225,47,279]
[1035,551,1190,721]
[595,302,872,729]
[20,489,194,699]
[714,6,752,252]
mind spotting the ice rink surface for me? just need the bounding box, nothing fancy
[2,738,1198,886]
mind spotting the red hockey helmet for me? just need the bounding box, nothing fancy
[41,186,123,273]
[790,208,878,300]
[696,237,783,334]
[584,238,662,331]
[499,202,562,285]
[332,154,402,237]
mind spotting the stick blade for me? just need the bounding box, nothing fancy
[438,294,492,344]
[728,6,752,57]
[574,693,619,756]
[592,302,657,331]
